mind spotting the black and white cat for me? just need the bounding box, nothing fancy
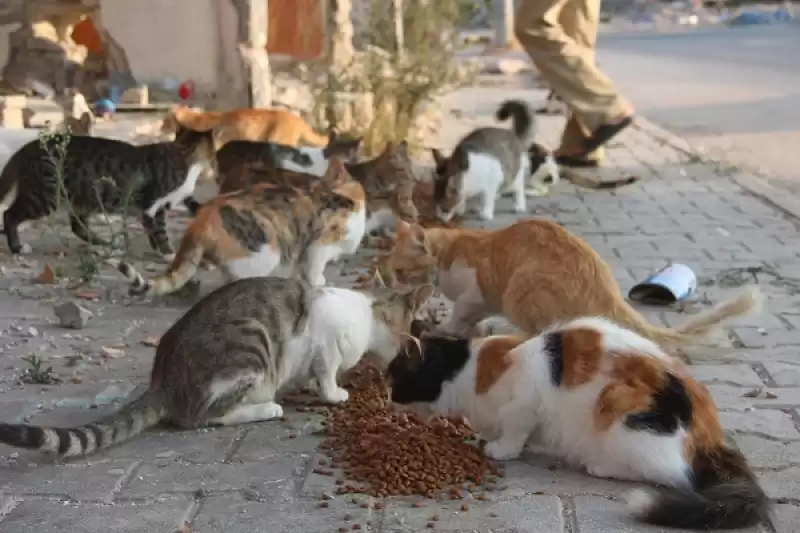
[431,99,559,222]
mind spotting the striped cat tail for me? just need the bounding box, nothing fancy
[626,444,769,529]
[496,100,534,142]
[0,388,165,458]
[110,229,206,296]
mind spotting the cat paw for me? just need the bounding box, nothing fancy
[321,387,349,404]
[513,204,527,214]
[483,440,521,461]
[478,211,495,221]
[261,402,284,420]
[161,252,176,263]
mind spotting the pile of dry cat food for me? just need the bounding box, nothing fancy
[317,362,503,499]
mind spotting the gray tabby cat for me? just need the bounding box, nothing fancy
[0,274,433,458]
[431,99,558,222]
[0,125,214,257]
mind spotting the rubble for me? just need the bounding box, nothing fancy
[54,301,93,330]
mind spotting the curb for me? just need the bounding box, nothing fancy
[632,117,800,221]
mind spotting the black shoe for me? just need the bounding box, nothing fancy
[555,155,601,168]
[583,115,634,153]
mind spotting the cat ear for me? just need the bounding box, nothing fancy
[399,333,424,360]
[431,148,447,168]
[395,219,412,235]
[408,283,435,310]
[323,156,349,187]
[364,268,387,290]
[79,112,92,133]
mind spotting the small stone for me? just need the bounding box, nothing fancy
[155,451,175,458]
[140,336,159,347]
[101,346,125,358]
[107,468,126,475]
[54,301,92,329]
[23,326,38,338]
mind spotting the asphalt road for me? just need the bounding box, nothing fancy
[596,23,800,191]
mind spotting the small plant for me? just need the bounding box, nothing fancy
[306,0,475,157]
[20,354,62,385]
[37,125,138,285]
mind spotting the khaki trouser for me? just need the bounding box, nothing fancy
[515,0,632,160]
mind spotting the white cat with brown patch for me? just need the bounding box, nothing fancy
[387,318,770,530]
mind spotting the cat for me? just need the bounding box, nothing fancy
[217,140,418,236]
[388,218,761,346]
[431,100,557,222]
[111,157,367,295]
[0,126,215,256]
[214,130,363,190]
[0,275,435,459]
[161,104,330,149]
[386,317,770,530]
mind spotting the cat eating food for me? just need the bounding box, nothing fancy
[386,318,770,530]
[0,274,434,459]
[389,218,760,346]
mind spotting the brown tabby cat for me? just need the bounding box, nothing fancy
[113,157,367,295]
[388,218,761,346]
[161,104,329,149]
[0,274,434,458]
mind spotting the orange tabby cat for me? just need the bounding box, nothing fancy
[161,104,328,149]
[388,218,760,346]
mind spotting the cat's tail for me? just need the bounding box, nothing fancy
[496,100,534,142]
[611,285,761,347]
[109,229,206,296]
[625,444,769,529]
[0,388,165,458]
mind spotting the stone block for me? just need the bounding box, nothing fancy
[0,95,27,129]
[381,494,563,532]
[0,498,190,532]
[719,409,800,440]
[0,458,138,501]
[734,435,800,470]
[758,466,800,500]
[772,503,800,533]
[764,362,800,387]
[689,364,765,387]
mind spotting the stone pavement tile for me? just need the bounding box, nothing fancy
[689,364,766,387]
[232,409,328,460]
[719,410,800,440]
[94,426,240,464]
[764,362,800,387]
[572,495,765,533]
[731,328,800,349]
[706,385,800,412]
[772,504,800,533]
[734,435,800,470]
[192,493,376,533]
[758,466,800,500]
[381,495,564,533]
[0,458,138,501]
[0,498,190,533]
[498,451,639,498]
[121,454,305,500]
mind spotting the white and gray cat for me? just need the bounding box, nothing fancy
[431,99,559,222]
[0,274,433,458]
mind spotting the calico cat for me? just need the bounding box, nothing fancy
[0,126,215,256]
[0,275,435,458]
[162,104,330,149]
[218,140,418,235]
[388,218,761,346]
[387,318,770,530]
[112,157,366,295]
[431,100,558,222]
[214,130,363,187]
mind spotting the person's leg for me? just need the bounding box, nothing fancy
[515,0,633,155]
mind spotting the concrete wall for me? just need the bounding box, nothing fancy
[98,0,220,91]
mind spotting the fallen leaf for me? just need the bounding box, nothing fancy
[36,264,57,284]
[101,346,125,358]
[73,289,101,301]
[140,336,160,347]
